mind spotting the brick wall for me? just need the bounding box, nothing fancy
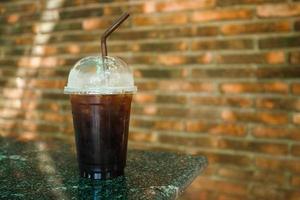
[0,0,300,199]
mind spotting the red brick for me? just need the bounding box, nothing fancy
[0,119,18,131]
[27,79,66,89]
[156,53,212,66]
[0,58,18,67]
[159,80,215,93]
[6,14,19,24]
[135,81,158,91]
[181,188,216,200]
[286,191,300,200]
[216,194,245,200]
[189,96,253,107]
[291,176,300,187]
[194,178,248,195]
[252,171,286,186]
[205,152,252,166]
[221,21,291,35]
[63,44,81,54]
[40,113,65,123]
[191,67,256,79]
[252,126,300,140]
[217,51,285,64]
[222,110,288,125]
[217,0,284,6]
[156,0,215,12]
[133,13,188,26]
[13,35,33,45]
[138,106,189,118]
[0,108,23,119]
[191,39,253,50]
[128,130,157,143]
[2,88,23,99]
[255,157,286,171]
[217,167,286,186]
[111,28,157,40]
[290,52,300,64]
[191,8,253,22]
[217,167,252,180]
[130,118,155,129]
[292,113,300,125]
[18,57,66,68]
[42,92,68,101]
[60,124,74,135]
[133,93,155,104]
[186,121,246,136]
[251,184,285,199]
[82,18,112,30]
[259,36,300,49]
[156,94,187,104]
[132,42,188,52]
[60,7,105,20]
[256,158,300,174]
[218,138,288,155]
[295,20,300,31]
[291,145,300,157]
[287,160,300,174]
[157,107,188,117]
[52,21,82,32]
[154,120,184,131]
[257,3,300,18]
[2,2,37,14]
[21,121,60,133]
[135,68,187,79]
[39,46,57,56]
[111,26,218,40]
[156,55,186,66]
[256,97,300,111]
[158,134,217,148]
[192,26,219,37]
[188,108,221,120]
[292,83,300,94]
[256,67,300,79]
[257,112,290,125]
[132,105,154,116]
[127,55,157,65]
[221,82,289,94]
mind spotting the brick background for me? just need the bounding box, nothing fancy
[0,0,300,199]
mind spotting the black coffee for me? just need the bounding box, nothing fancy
[70,94,132,179]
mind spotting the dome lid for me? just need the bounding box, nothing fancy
[64,56,136,95]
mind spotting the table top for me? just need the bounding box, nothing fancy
[0,135,207,200]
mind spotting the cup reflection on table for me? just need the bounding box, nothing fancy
[77,177,128,200]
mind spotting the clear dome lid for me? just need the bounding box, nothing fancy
[64,56,137,95]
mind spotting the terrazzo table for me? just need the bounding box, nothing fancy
[0,135,207,199]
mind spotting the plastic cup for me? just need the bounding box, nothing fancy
[64,56,136,180]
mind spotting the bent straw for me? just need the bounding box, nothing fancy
[101,13,130,70]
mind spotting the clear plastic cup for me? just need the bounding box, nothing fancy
[64,56,136,180]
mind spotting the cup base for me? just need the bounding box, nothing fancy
[80,170,124,180]
[79,167,124,180]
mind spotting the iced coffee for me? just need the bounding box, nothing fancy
[64,56,136,179]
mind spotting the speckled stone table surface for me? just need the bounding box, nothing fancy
[0,135,207,200]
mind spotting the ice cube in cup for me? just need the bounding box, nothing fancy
[64,56,136,180]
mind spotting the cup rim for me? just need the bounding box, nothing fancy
[64,86,137,95]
